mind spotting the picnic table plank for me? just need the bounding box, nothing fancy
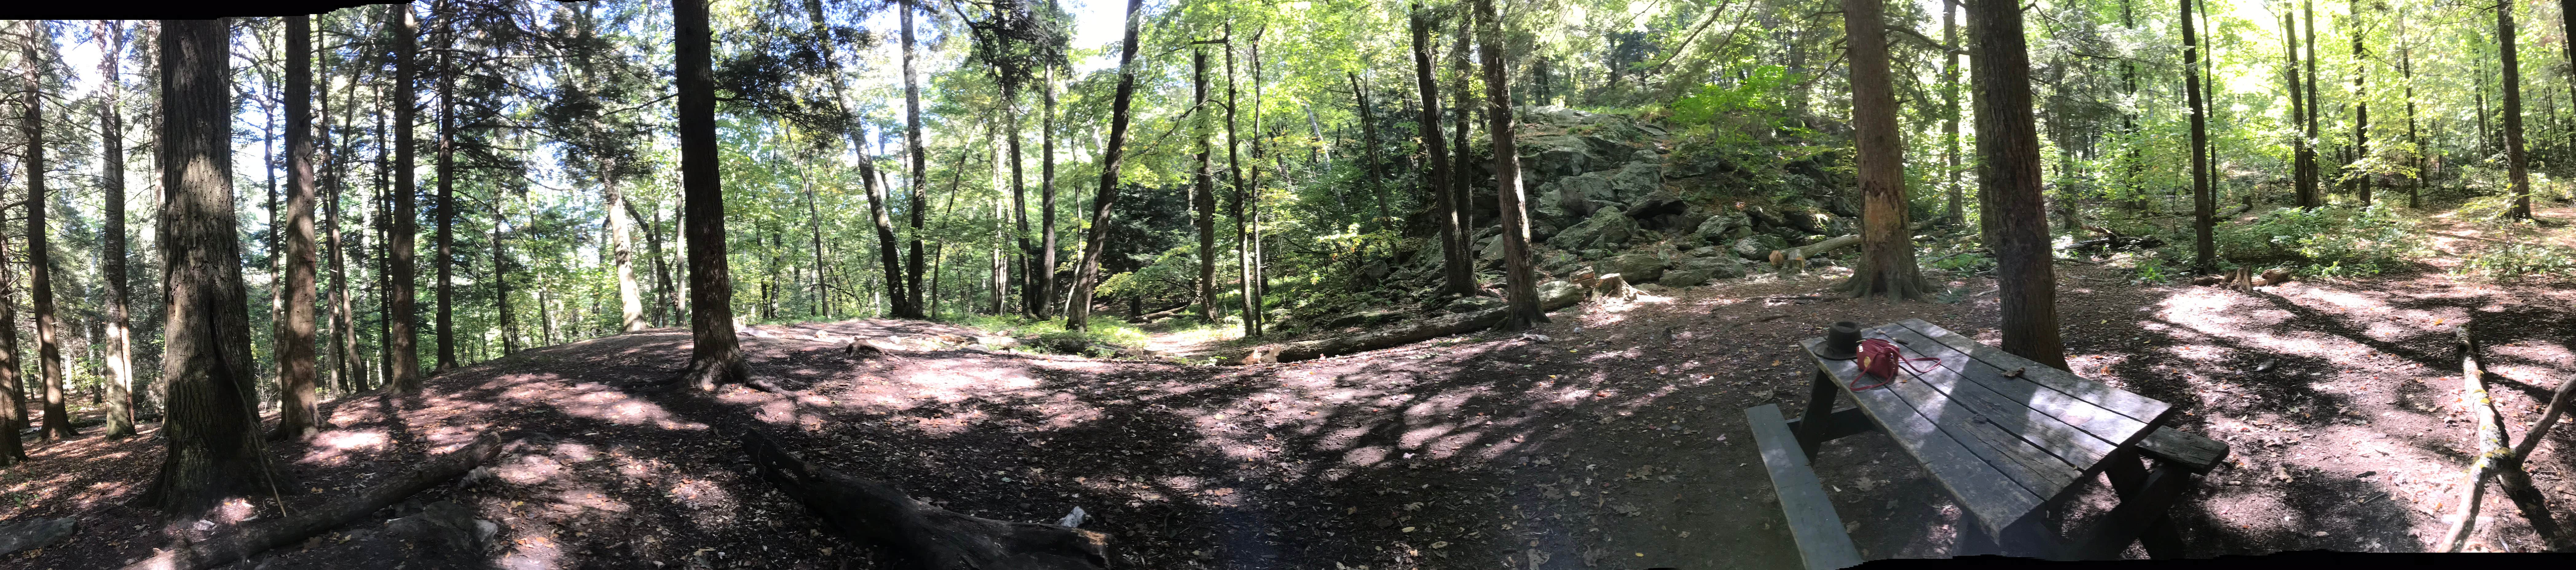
[1872,325,2129,474]
[1746,404,1868,570]
[1898,319,2173,429]
[1801,337,2043,535]
[1838,330,2082,498]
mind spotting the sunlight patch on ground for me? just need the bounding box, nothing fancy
[301,430,391,465]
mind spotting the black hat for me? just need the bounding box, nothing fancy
[1818,321,1862,360]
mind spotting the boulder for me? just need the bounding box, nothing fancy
[1680,255,1748,279]
[1478,234,1506,266]
[1610,252,1668,283]
[1732,235,1790,260]
[1538,279,1585,310]
[1606,161,1663,203]
[1694,212,1747,242]
[1657,269,1714,288]
[1446,296,1506,314]
[1521,134,1605,180]
[1546,207,1637,252]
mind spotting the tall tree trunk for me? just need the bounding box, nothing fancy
[797,0,908,318]
[433,19,458,373]
[2283,10,2312,208]
[0,203,21,462]
[677,0,748,390]
[22,23,74,442]
[1475,0,1545,331]
[1251,37,1274,306]
[1227,31,1257,338]
[1966,0,2069,370]
[1350,71,1391,230]
[387,4,424,391]
[2501,0,2534,219]
[807,180,829,319]
[855,134,909,319]
[1040,66,1058,318]
[608,159,643,332]
[270,15,321,440]
[1192,49,1217,323]
[147,17,290,518]
[1005,79,1034,318]
[327,72,361,393]
[2405,43,2422,208]
[1835,0,1928,301]
[2352,0,2370,206]
[97,20,138,439]
[2184,0,2215,273]
[1414,5,1471,299]
[626,199,680,326]
[1066,0,1148,331]
[1945,0,1964,224]
[900,0,929,318]
[2303,0,2321,206]
[1449,15,1475,256]
[494,202,514,355]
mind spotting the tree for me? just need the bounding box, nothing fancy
[2351,0,2371,206]
[96,19,138,439]
[272,14,322,440]
[1943,0,1963,225]
[1066,0,1148,331]
[1834,0,1928,300]
[676,0,748,390]
[1413,4,1472,299]
[2499,0,2533,219]
[22,21,74,442]
[388,3,425,392]
[433,8,459,373]
[1192,48,1217,322]
[901,0,930,318]
[146,17,290,518]
[2283,7,2315,208]
[2184,0,2215,273]
[1476,0,1544,331]
[1966,0,2069,370]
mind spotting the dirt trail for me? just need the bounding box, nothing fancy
[5,258,2574,568]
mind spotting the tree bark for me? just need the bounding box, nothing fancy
[1835,0,1928,301]
[677,0,748,391]
[388,4,424,391]
[1192,48,1217,323]
[856,135,911,319]
[1966,0,2069,370]
[741,430,1109,568]
[97,20,139,439]
[433,16,458,373]
[1066,0,1148,331]
[2282,10,2313,208]
[608,158,643,332]
[2184,0,2215,273]
[120,434,502,570]
[1944,0,1964,225]
[2501,0,2534,219]
[901,0,930,318]
[1414,5,1472,299]
[1476,0,1545,331]
[271,15,321,440]
[1224,31,1258,338]
[1449,15,1476,256]
[1040,66,1059,318]
[1349,71,1391,229]
[21,23,74,442]
[2405,43,2421,208]
[147,18,290,519]
[2351,0,2370,206]
[2303,0,2321,207]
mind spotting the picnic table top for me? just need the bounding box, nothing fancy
[1798,318,2177,537]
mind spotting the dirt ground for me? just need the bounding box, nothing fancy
[5,247,2575,568]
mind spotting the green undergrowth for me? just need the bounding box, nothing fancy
[936,314,1152,357]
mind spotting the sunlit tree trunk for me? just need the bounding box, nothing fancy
[2351,0,2370,207]
[97,20,138,439]
[1836,0,1928,300]
[1350,71,1390,230]
[387,4,424,391]
[2501,0,2534,219]
[2184,0,2215,273]
[1192,48,1217,322]
[1414,5,1471,299]
[1475,0,1545,330]
[1066,0,1148,331]
[1945,0,1964,224]
[1449,15,1476,273]
[676,0,747,390]
[271,14,321,440]
[901,0,929,318]
[1040,66,1059,318]
[1967,0,2069,370]
[146,17,290,518]
[2282,10,2312,208]
[2303,0,2321,206]
[22,22,74,442]
[1227,30,1257,338]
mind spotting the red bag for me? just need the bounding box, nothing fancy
[1851,338,1935,390]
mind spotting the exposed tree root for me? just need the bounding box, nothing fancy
[120,432,503,570]
[741,429,1109,569]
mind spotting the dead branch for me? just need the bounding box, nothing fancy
[741,430,1109,569]
[2443,325,2510,552]
[120,432,504,570]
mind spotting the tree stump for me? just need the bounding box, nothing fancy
[741,430,1109,569]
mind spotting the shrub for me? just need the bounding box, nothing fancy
[2456,243,2576,280]
[2216,204,2423,276]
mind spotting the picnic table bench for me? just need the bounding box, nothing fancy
[1744,319,2231,568]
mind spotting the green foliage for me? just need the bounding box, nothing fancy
[2456,244,2576,280]
[2216,205,2424,276]
[1925,251,1994,273]
[2130,257,2171,284]
[1667,65,1789,127]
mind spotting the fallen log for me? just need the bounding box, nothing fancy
[0,517,75,556]
[2441,325,2514,552]
[121,432,504,570]
[742,430,1109,569]
[1125,302,1192,323]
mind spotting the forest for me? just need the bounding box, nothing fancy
[0,0,2573,565]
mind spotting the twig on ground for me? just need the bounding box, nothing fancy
[2443,324,2510,552]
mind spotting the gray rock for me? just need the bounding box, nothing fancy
[1733,235,1790,260]
[1610,252,1668,282]
[1546,207,1637,252]
[0,517,74,556]
[1694,212,1747,242]
[1681,256,1748,279]
[1657,269,1713,288]
[1538,279,1585,310]
[1478,234,1506,266]
[1607,162,1663,203]
[1446,296,1506,313]
[1688,246,1724,258]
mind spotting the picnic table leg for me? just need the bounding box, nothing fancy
[2102,449,2188,558]
[1795,369,1840,462]
[1948,512,1999,557]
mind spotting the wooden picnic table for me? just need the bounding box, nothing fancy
[1745,319,2230,567]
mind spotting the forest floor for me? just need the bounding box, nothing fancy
[6,216,2576,569]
